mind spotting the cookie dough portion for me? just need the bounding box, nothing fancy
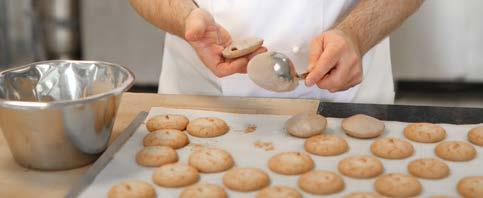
[108,180,156,198]
[143,129,189,149]
[187,117,229,138]
[222,37,263,59]
[223,167,270,192]
[152,163,199,188]
[304,134,349,156]
[338,155,384,179]
[407,158,449,179]
[136,146,178,167]
[247,51,298,92]
[404,123,446,143]
[146,114,189,132]
[342,114,385,139]
[256,185,302,198]
[370,137,414,159]
[374,173,422,197]
[188,147,234,173]
[343,192,384,198]
[435,141,477,162]
[180,183,228,198]
[268,152,314,175]
[285,112,327,138]
[468,126,483,146]
[298,170,345,195]
[457,176,483,198]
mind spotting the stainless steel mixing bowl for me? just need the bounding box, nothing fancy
[0,60,134,170]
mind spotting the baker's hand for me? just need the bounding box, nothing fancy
[185,8,266,77]
[305,29,363,93]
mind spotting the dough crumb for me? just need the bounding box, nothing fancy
[254,140,274,151]
[245,124,257,133]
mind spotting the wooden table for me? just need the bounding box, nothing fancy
[0,93,319,198]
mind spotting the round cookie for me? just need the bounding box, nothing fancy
[468,126,483,146]
[179,183,228,198]
[338,155,384,178]
[403,122,446,143]
[304,134,349,156]
[152,163,199,188]
[256,185,302,198]
[223,167,270,192]
[374,173,422,197]
[285,112,327,138]
[370,137,414,159]
[435,141,477,162]
[342,114,385,139]
[407,158,449,179]
[108,180,156,198]
[268,152,314,175]
[146,114,189,132]
[187,117,229,138]
[135,146,178,167]
[188,147,234,173]
[343,192,384,198]
[143,129,189,149]
[457,176,483,198]
[298,170,345,195]
[222,37,264,59]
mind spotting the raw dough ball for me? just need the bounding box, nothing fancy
[223,167,270,192]
[304,134,349,156]
[152,163,199,187]
[403,122,446,143]
[457,176,483,198]
[247,51,298,92]
[338,155,384,178]
[143,129,189,149]
[468,126,483,146]
[135,146,178,167]
[407,158,449,179]
[179,183,228,198]
[146,114,189,132]
[298,170,345,195]
[187,117,229,138]
[342,114,385,139]
[188,147,234,173]
[222,37,264,59]
[435,141,477,161]
[285,112,327,138]
[108,180,156,198]
[370,137,414,159]
[268,152,314,175]
[256,185,302,198]
[374,173,422,197]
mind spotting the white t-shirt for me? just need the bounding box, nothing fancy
[158,0,395,104]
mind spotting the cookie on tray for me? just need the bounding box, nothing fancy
[256,185,302,198]
[304,134,349,156]
[179,183,228,198]
[342,114,385,139]
[222,167,270,192]
[152,163,199,188]
[298,170,345,195]
[338,155,384,178]
[403,122,446,143]
[135,146,178,167]
[468,126,483,146]
[188,147,234,173]
[284,112,327,138]
[222,37,264,59]
[143,129,189,149]
[435,141,477,161]
[457,176,483,198]
[146,114,189,132]
[108,180,156,198]
[268,152,314,175]
[374,173,422,197]
[407,158,449,179]
[370,137,414,159]
[187,117,229,138]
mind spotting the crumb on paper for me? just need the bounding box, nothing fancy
[189,144,205,152]
[254,140,274,151]
[245,124,257,133]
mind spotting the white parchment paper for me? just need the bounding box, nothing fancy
[80,107,483,198]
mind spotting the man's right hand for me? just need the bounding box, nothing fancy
[184,8,266,78]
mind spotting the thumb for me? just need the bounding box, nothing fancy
[185,9,210,41]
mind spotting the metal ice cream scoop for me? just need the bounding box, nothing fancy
[271,52,309,82]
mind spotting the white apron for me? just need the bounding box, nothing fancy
[158,0,395,104]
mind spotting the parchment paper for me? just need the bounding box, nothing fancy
[80,107,483,197]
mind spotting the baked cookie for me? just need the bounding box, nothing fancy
[152,163,199,187]
[338,155,384,178]
[435,141,477,161]
[457,176,483,198]
[256,185,302,198]
[342,114,385,139]
[187,117,229,138]
[374,173,422,197]
[179,183,228,198]
[108,180,156,198]
[468,126,483,146]
[146,114,189,132]
[407,158,449,179]
[143,129,189,149]
[285,112,327,138]
[304,134,349,156]
[298,170,345,195]
[370,137,414,159]
[188,147,234,173]
[135,146,178,167]
[403,122,446,143]
[268,152,314,175]
[343,192,384,198]
[222,167,270,192]
[222,37,264,59]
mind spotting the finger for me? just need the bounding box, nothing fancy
[316,61,352,92]
[185,17,208,41]
[211,58,248,77]
[305,44,341,87]
[308,36,323,71]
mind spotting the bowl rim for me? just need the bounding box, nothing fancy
[0,60,135,110]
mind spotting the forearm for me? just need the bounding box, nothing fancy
[128,0,197,38]
[336,0,423,55]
